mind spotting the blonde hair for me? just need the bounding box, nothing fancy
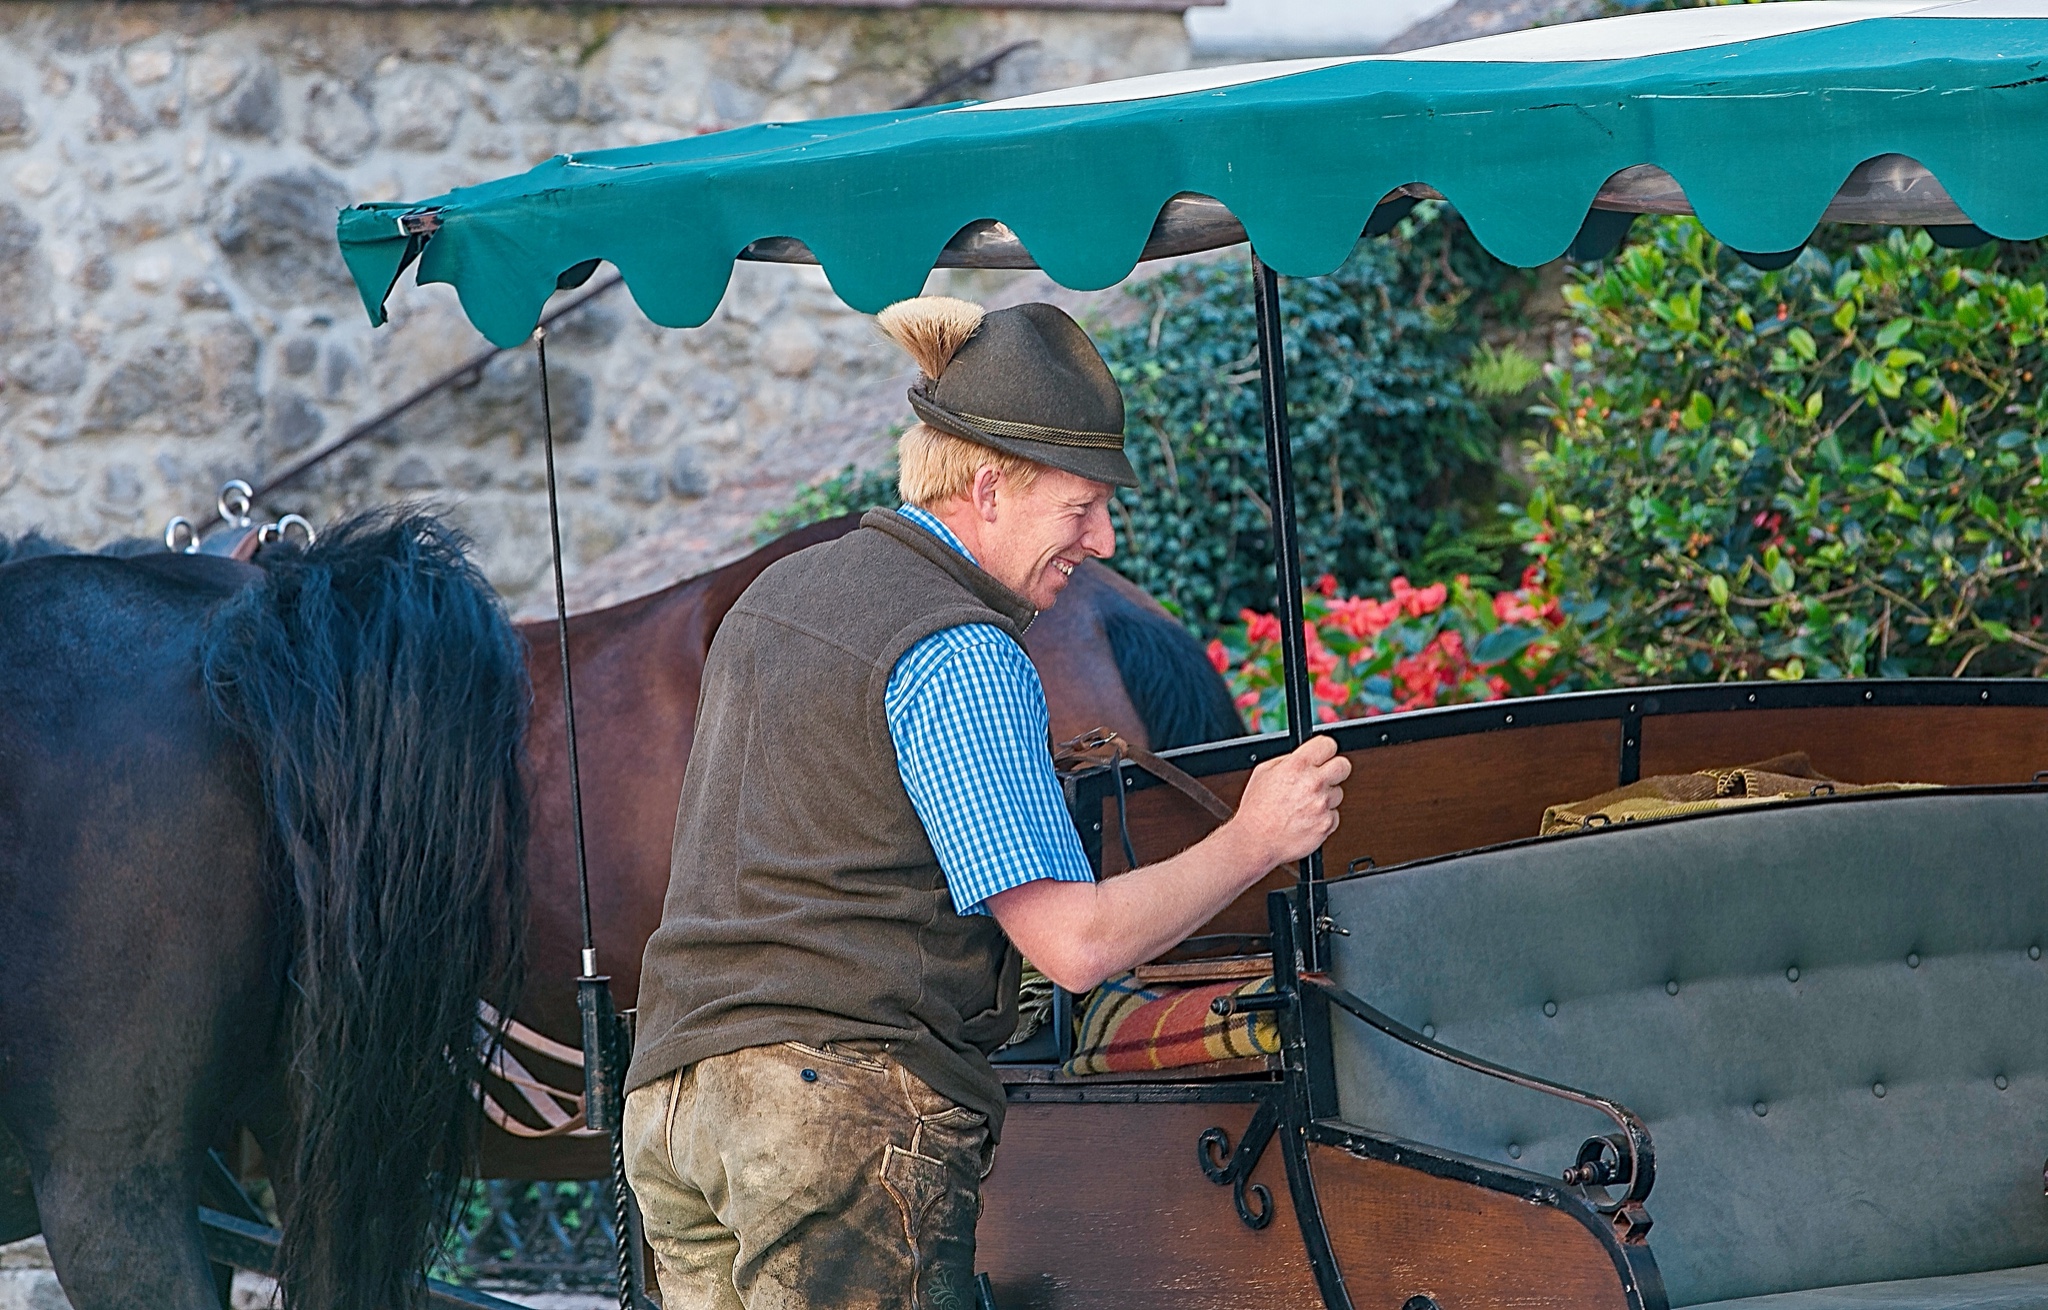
[897,422,1042,507]
[878,295,1045,507]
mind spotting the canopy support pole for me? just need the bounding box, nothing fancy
[1249,254,1327,973]
[535,330,646,1310]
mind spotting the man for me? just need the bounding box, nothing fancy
[623,295,1348,1309]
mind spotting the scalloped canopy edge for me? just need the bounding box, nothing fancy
[337,5,2048,348]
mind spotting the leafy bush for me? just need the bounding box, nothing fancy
[1524,219,2048,681]
[1210,565,1586,731]
[1099,204,1538,634]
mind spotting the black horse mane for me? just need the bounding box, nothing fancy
[201,509,529,1310]
[1096,587,1247,750]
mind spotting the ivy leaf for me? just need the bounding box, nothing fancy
[1832,300,1859,335]
[1682,391,1715,430]
[1707,574,1731,607]
[1875,317,1914,348]
[1472,624,1542,664]
[1981,619,2015,642]
[1787,326,1818,361]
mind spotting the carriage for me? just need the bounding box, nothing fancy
[329,4,2048,1306]
[243,2,2048,1306]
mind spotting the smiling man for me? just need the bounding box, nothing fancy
[623,297,1347,1310]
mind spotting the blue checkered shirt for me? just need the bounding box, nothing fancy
[885,505,1096,915]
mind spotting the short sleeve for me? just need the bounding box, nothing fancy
[885,625,1096,915]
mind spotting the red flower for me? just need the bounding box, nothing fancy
[1315,573,1339,598]
[1243,611,1282,645]
[1206,639,1230,674]
[1313,675,1351,707]
[1494,591,1544,625]
[1233,690,1260,710]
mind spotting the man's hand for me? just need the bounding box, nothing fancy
[1225,734,1350,871]
[989,734,1350,993]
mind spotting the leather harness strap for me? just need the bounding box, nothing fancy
[1055,728,1236,824]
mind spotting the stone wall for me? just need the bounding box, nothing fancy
[0,3,1190,607]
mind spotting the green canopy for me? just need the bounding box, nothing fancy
[339,1,2048,349]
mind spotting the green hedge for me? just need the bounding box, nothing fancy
[1523,219,2048,682]
[1099,204,1534,633]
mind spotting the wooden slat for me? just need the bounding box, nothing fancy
[1309,1145,1635,1310]
[978,1100,1315,1309]
[1639,704,2048,787]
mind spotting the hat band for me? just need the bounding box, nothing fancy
[948,409,1123,450]
[914,388,1123,450]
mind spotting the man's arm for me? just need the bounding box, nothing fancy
[988,735,1349,993]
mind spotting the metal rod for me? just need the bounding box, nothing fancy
[1249,254,1328,970]
[536,328,598,966]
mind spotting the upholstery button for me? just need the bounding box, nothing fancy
[1666,980,1680,996]
[1786,966,1800,982]
[1508,1143,1522,1159]
[801,1068,818,1083]
[1421,1024,1436,1040]
[1873,1082,1886,1098]
[1754,1101,1768,1116]
[2033,946,2042,961]
[1997,1075,2010,1091]
[1907,953,1920,968]
[1543,1001,1558,1017]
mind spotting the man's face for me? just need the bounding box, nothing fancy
[978,467,1116,610]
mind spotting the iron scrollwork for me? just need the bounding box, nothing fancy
[1197,1094,1282,1230]
[1299,972,1657,1242]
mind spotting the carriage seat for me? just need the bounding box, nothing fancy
[1694,1261,2048,1309]
[1322,788,2048,1308]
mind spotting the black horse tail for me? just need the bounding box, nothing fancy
[202,510,529,1310]
[1097,591,1247,751]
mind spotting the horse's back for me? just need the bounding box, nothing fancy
[0,550,277,1160]
[0,552,257,693]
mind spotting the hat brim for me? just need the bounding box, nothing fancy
[909,390,1139,489]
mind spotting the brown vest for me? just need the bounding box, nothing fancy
[626,510,1037,1134]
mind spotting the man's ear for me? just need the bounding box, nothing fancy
[972,464,1003,523]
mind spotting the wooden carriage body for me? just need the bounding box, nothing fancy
[978,680,2048,1309]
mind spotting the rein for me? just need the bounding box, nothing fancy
[1054,728,1234,872]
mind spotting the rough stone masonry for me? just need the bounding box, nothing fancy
[0,3,1190,607]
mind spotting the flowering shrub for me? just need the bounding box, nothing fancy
[1210,568,1588,731]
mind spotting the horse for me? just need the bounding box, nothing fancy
[491,513,1245,1177]
[0,505,1239,1304]
[0,511,529,1310]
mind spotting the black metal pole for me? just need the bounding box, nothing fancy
[1249,255,1329,972]
[536,329,640,1310]
[535,330,624,1135]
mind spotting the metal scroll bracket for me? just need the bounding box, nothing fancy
[1296,972,1658,1244]
[1198,1092,1282,1230]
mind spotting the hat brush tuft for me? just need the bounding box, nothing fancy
[876,296,986,383]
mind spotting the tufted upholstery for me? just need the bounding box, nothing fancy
[1325,789,2048,1308]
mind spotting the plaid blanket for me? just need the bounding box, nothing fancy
[1062,969,1280,1076]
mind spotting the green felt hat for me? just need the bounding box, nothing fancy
[896,300,1138,489]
